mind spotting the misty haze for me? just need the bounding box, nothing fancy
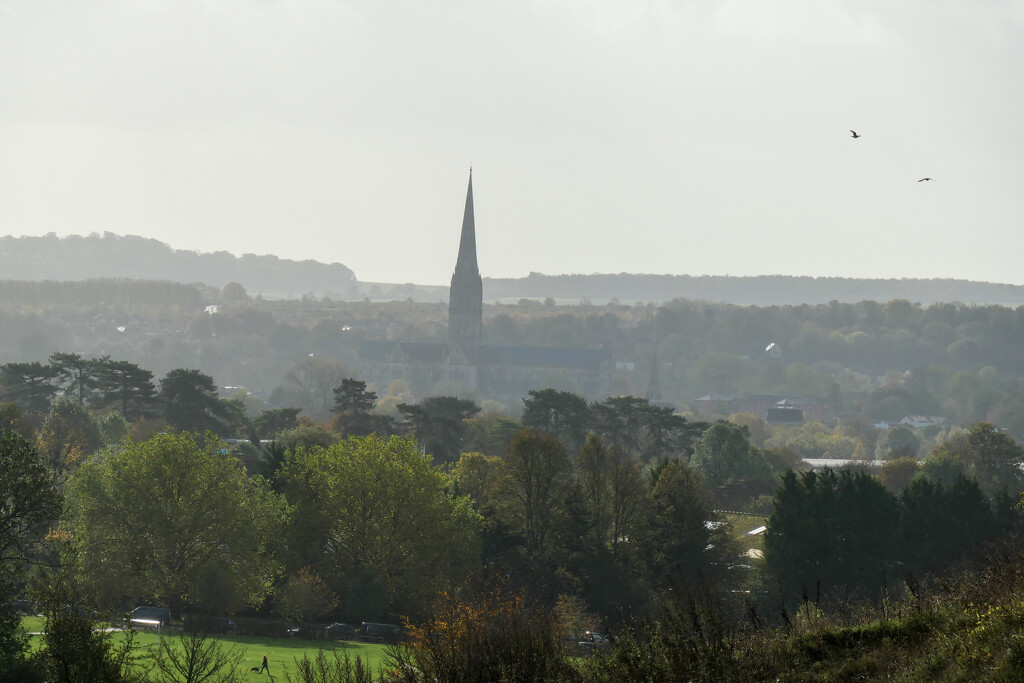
[2,2,1024,681]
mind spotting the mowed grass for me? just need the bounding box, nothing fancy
[121,631,391,678]
[21,618,391,680]
[719,511,768,556]
[20,615,45,634]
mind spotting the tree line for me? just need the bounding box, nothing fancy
[5,370,1021,623]
[5,280,1024,445]
[483,272,1024,307]
[2,372,1024,678]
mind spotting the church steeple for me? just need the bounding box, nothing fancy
[454,170,478,277]
[449,171,483,347]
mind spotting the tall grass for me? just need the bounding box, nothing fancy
[580,549,1024,681]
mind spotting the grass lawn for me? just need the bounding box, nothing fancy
[719,511,768,557]
[20,615,45,634]
[124,631,391,678]
[21,617,391,680]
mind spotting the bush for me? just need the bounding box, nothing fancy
[392,577,578,683]
[284,650,375,683]
[32,571,146,682]
[153,629,244,683]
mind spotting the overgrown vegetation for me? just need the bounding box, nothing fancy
[578,546,1024,682]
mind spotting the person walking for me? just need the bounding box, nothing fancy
[260,654,269,674]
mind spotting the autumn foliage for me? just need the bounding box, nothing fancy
[394,577,577,682]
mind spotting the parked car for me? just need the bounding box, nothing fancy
[360,622,402,643]
[127,606,171,630]
[577,631,610,655]
[325,622,357,640]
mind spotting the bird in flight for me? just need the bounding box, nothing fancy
[850,130,861,138]
[917,177,933,182]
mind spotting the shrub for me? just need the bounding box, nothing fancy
[391,577,577,683]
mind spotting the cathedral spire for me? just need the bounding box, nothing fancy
[449,170,483,347]
[454,169,478,277]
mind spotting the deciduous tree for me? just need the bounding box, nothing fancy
[0,402,35,442]
[274,567,339,623]
[634,461,720,587]
[0,430,61,573]
[277,435,479,619]
[67,432,288,614]
[464,413,521,457]
[0,431,59,683]
[880,456,919,493]
[691,420,771,490]
[451,452,506,511]
[965,422,1024,496]
[883,424,921,460]
[37,397,102,469]
[153,628,244,683]
[502,430,573,555]
[253,407,302,440]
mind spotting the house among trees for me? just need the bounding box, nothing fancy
[357,173,611,401]
[899,415,947,430]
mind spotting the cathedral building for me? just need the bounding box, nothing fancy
[357,173,611,403]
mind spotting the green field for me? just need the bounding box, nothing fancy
[719,511,768,557]
[21,618,391,679]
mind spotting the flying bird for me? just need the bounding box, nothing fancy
[850,130,861,138]
[917,177,933,182]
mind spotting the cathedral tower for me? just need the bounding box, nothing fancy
[448,171,483,348]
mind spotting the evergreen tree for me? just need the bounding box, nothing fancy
[93,359,158,420]
[0,362,56,414]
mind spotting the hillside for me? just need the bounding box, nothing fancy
[4,233,1024,306]
[483,272,1024,307]
[0,233,358,299]
[571,546,1024,682]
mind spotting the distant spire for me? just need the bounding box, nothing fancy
[454,170,478,277]
[449,170,483,347]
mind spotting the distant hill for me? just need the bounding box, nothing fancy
[0,233,357,298]
[482,273,1024,307]
[4,233,1023,306]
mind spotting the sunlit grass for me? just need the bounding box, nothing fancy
[718,511,768,556]
[18,615,45,634]
[21,618,390,679]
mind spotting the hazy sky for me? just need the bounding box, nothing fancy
[2,1,1022,286]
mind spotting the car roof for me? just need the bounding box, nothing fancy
[132,606,170,616]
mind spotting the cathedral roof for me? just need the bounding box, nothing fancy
[358,340,447,363]
[358,340,604,369]
[479,344,604,368]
